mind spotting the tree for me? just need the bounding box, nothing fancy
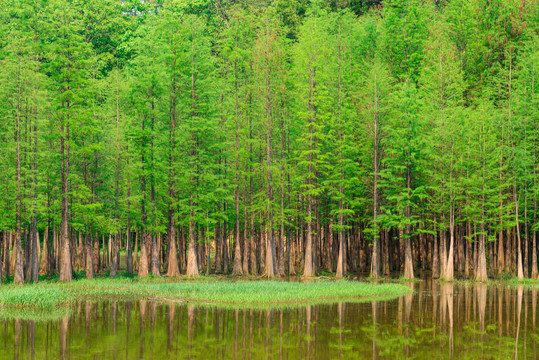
[420,19,465,281]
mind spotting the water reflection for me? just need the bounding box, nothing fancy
[2,281,539,359]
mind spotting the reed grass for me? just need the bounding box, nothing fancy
[0,274,411,309]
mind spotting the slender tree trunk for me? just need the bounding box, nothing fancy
[465,221,472,278]
[477,118,488,282]
[278,111,286,276]
[515,182,524,281]
[133,229,139,272]
[403,163,414,280]
[126,216,133,275]
[371,68,380,279]
[445,204,455,281]
[2,231,9,278]
[264,18,275,278]
[532,47,538,279]
[232,31,243,275]
[186,206,199,277]
[139,232,149,277]
[39,228,49,275]
[138,109,149,277]
[167,217,179,277]
[30,100,38,282]
[304,35,316,279]
[85,231,93,279]
[222,219,229,273]
[243,198,250,275]
[166,49,179,277]
[58,115,72,282]
[336,24,346,279]
[111,68,121,278]
[432,227,439,278]
[445,146,455,281]
[186,28,199,278]
[13,86,24,285]
[498,225,505,275]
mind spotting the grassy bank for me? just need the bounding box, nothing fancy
[0,274,411,310]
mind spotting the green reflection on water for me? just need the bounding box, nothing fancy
[1,280,538,359]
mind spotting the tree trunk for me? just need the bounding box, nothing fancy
[445,205,455,281]
[39,229,49,275]
[186,207,199,277]
[403,228,414,279]
[403,162,414,279]
[533,230,538,279]
[498,227,505,275]
[232,33,243,276]
[215,220,221,273]
[432,223,439,278]
[150,235,159,276]
[263,19,275,278]
[166,217,180,277]
[465,222,471,278]
[85,232,93,279]
[476,229,488,282]
[336,26,346,280]
[111,233,118,278]
[58,116,72,282]
[2,231,9,278]
[13,95,24,285]
[133,229,139,272]
[243,204,250,275]
[138,232,149,277]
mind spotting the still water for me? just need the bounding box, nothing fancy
[1,280,538,359]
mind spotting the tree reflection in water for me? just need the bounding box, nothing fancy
[2,281,539,359]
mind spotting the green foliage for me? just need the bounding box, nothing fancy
[0,0,537,282]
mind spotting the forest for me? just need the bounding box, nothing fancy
[0,0,537,284]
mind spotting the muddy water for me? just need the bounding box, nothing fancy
[1,280,537,359]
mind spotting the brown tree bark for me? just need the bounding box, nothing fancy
[445,203,455,281]
[138,232,149,277]
[186,207,199,277]
[13,84,24,285]
[263,18,276,278]
[403,163,414,280]
[336,24,346,279]
[39,229,49,275]
[303,49,316,279]
[243,202,250,275]
[92,231,100,273]
[498,226,505,275]
[166,218,180,277]
[111,68,121,278]
[232,30,243,276]
[370,67,381,279]
[2,231,9,278]
[477,126,488,282]
[133,229,139,272]
[58,99,72,282]
[85,232,93,279]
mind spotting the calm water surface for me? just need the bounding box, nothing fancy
[1,280,538,359]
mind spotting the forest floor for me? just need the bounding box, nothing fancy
[0,273,411,312]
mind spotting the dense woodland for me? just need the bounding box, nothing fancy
[0,0,537,284]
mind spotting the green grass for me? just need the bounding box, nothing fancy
[0,286,68,307]
[0,274,411,310]
[506,276,539,283]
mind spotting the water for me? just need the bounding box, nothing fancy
[1,280,537,359]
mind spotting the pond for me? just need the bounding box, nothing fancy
[1,280,536,359]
